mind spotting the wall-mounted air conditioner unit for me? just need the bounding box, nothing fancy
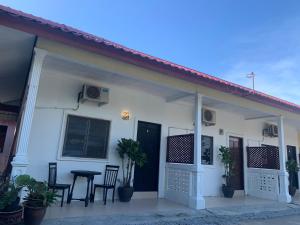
[202,108,216,126]
[263,123,278,137]
[79,84,109,106]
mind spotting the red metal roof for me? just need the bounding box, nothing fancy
[0,4,300,114]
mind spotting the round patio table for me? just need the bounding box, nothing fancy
[67,170,101,207]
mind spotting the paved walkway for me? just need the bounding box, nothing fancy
[42,202,300,225]
[240,215,300,225]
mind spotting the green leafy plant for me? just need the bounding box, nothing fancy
[116,138,147,187]
[15,175,57,207]
[286,159,299,188]
[0,177,22,212]
[286,159,299,174]
[219,146,234,187]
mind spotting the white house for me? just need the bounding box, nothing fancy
[1,5,300,210]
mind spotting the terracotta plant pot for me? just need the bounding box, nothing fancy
[23,204,47,225]
[222,185,234,198]
[0,206,23,225]
[118,186,134,202]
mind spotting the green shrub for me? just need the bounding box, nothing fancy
[286,159,299,188]
[219,146,234,187]
[16,175,57,207]
[116,138,147,187]
[0,178,21,212]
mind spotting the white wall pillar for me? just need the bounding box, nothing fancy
[277,116,291,203]
[11,48,47,177]
[189,92,205,209]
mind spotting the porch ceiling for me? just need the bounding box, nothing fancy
[44,55,187,100]
[0,25,35,106]
[43,55,300,129]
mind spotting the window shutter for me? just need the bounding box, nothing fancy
[62,115,110,159]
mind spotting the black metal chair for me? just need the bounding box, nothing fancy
[92,165,119,205]
[48,162,71,207]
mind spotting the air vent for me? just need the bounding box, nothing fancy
[202,108,216,126]
[263,124,278,137]
[79,84,109,106]
[86,86,101,99]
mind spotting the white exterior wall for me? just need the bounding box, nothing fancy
[26,67,300,200]
[26,68,194,199]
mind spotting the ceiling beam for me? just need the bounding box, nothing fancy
[245,115,278,120]
[0,103,19,113]
[166,93,193,103]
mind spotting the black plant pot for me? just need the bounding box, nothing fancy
[289,185,297,197]
[23,204,47,225]
[222,185,234,198]
[118,186,134,202]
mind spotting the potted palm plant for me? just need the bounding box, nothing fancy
[219,145,235,198]
[16,175,56,225]
[0,177,23,225]
[286,159,299,197]
[116,138,146,202]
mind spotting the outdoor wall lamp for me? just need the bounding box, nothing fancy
[121,110,130,120]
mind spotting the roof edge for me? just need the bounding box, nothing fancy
[1,4,300,114]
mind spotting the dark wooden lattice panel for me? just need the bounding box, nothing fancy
[167,134,194,164]
[247,146,280,170]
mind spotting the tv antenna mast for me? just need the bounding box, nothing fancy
[246,72,256,91]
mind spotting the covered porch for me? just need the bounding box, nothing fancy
[165,115,296,208]
[9,41,300,210]
[0,25,36,180]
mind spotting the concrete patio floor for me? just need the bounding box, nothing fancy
[45,196,278,220]
[205,195,277,208]
[45,198,192,220]
[42,197,300,225]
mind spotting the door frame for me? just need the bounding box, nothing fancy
[226,132,247,194]
[0,119,17,174]
[133,117,163,198]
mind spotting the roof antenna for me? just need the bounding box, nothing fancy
[246,72,256,92]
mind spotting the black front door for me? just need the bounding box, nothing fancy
[229,136,244,190]
[287,145,299,189]
[133,121,161,192]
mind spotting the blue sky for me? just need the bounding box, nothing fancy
[1,0,300,104]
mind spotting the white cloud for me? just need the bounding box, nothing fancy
[221,17,300,105]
